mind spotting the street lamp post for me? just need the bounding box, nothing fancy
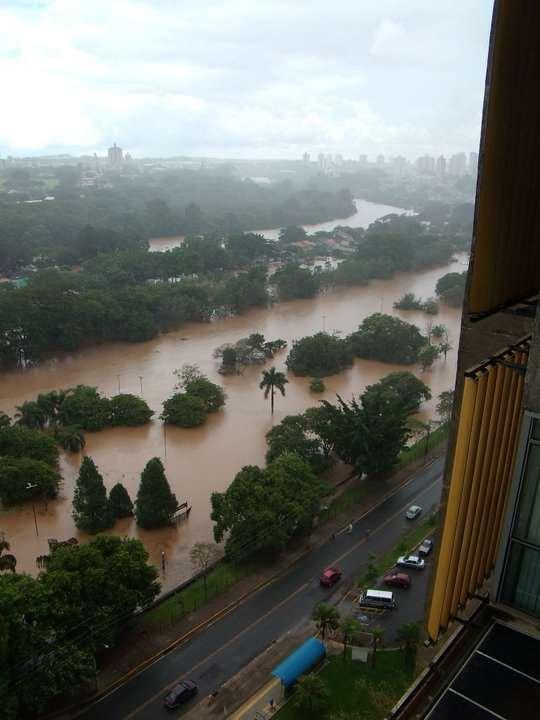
[26,483,39,536]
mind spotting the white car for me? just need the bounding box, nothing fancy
[396,554,425,570]
[405,505,422,520]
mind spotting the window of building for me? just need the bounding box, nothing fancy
[500,430,540,616]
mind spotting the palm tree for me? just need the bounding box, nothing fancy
[15,400,47,429]
[259,367,288,414]
[0,536,16,573]
[293,673,329,715]
[371,626,385,667]
[340,616,360,661]
[55,425,86,453]
[396,622,420,653]
[312,602,340,640]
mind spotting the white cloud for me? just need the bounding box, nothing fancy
[0,0,493,158]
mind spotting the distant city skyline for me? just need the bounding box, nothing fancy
[0,1,492,160]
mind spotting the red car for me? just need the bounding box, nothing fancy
[383,572,411,589]
[320,566,342,587]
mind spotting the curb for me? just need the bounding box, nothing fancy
[49,452,446,719]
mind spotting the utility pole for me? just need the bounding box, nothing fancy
[138,375,144,396]
[26,483,39,536]
[116,374,121,393]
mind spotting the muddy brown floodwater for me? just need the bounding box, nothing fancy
[0,249,468,592]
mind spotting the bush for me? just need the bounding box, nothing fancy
[161,392,208,427]
[286,332,354,377]
[110,394,153,426]
[393,292,423,311]
[58,385,111,431]
[310,378,326,393]
[273,264,319,300]
[0,458,61,506]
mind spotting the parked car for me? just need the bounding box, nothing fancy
[359,588,397,610]
[418,538,434,556]
[320,566,342,587]
[396,555,425,570]
[164,680,198,710]
[405,505,422,520]
[383,572,411,589]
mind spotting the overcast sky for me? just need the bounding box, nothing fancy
[0,0,493,160]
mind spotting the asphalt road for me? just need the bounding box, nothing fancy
[80,456,444,720]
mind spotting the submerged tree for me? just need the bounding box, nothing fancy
[72,457,114,534]
[109,482,134,518]
[135,457,178,529]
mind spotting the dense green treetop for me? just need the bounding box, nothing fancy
[272,263,320,300]
[58,385,112,431]
[286,332,354,377]
[0,458,61,506]
[362,372,431,413]
[211,453,327,562]
[265,414,332,475]
[110,393,154,426]
[161,392,208,427]
[0,425,59,466]
[348,313,425,365]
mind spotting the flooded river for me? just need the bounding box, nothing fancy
[0,249,467,590]
[148,197,407,251]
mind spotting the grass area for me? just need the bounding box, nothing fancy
[276,649,415,719]
[140,559,259,629]
[359,514,437,587]
[319,476,369,522]
[398,423,449,469]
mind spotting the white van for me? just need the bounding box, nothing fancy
[359,588,397,610]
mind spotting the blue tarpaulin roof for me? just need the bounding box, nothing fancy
[271,637,326,687]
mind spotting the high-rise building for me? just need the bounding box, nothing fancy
[107,142,123,166]
[436,155,446,175]
[415,154,435,174]
[447,152,467,176]
[376,154,385,166]
[390,4,540,718]
[358,154,368,164]
[302,152,310,164]
[469,150,479,177]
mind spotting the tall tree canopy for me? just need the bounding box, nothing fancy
[211,453,327,562]
[135,457,178,529]
[72,457,114,533]
[348,313,425,365]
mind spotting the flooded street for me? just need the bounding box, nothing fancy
[148,197,407,251]
[0,248,467,590]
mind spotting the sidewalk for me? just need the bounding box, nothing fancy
[96,444,447,693]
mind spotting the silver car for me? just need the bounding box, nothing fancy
[396,554,425,570]
[405,505,422,520]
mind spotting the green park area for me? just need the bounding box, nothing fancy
[276,648,415,720]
